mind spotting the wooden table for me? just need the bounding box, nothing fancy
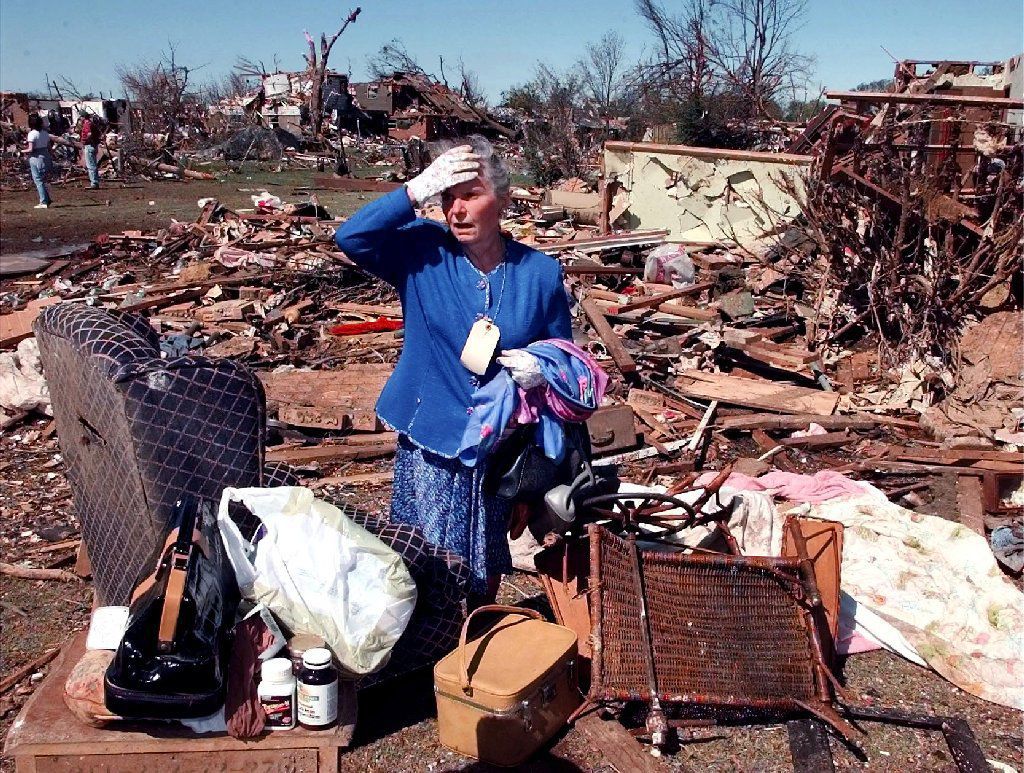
[4,631,355,772]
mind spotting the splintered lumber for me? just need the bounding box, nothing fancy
[656,301,719,321]
[825,90,1024,109]
[311,471,394,488]
[575,712,670,773]
[328,301,403,318]
[956,476,986,536]
[719,414,879,432]
[675,371,839,415]
[687,400,718,452]
[265,439,396,464]
[259,365,392,431]
[778,431,851,449]
[0,648,60,694]
[538,229,669,255]
[611,282,714,313]
[0,563,81,582]
[194,299,255,323]
[0,297,61,348]
[886,447,1024,465]
[581,298,637,375]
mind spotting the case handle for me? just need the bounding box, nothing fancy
[458,604,544,694]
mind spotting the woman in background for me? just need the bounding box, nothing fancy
[25,114,54,209]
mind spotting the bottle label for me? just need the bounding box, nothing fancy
[260,693,294,729]
[298,680,338,726]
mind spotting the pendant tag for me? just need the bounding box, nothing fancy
[460,318,500,375]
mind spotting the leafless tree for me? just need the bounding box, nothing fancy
[503,63,588,184]
[117,45,202,148]
[202,72,249,104]
[367,39,428,79]
[458,58,487,108]
[635,0,811,118]
[303,7,361,138]
[576,31,629,125]
[710,0,812,118]
[635,0,716,101]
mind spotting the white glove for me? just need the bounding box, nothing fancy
[405,145,480,206]
[497,349,545,390]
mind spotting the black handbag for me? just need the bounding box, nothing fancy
[105,496,239,719]
[484,422,592,502]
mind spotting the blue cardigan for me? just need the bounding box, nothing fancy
[334,187,572,458]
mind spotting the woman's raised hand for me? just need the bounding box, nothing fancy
[405,145,480,206]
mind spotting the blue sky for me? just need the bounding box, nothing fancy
[1,0,1021,102]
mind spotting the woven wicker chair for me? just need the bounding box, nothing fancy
[585,524,855,743]
[34,303,468,682]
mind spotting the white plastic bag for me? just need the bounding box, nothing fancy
[643,243,694,287]
[217,487,417,675]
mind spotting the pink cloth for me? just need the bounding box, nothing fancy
[696,470,871,504]
[543,338,609,422]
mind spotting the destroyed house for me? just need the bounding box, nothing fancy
[351,72,511,141]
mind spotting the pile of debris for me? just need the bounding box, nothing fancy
[0,194,405,474]
[783,58,1023,373]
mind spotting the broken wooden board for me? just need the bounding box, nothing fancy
[610,281,714,313]
[193,299,255,323]
[655,301,719,321]
[959,312,1023,382]
[574,712,670,773]
[719,413,878,432]
[259,365,392,431]
[328,301,403,318]
[203,336,256,359]
[3,630,353,771]
[310,471,394,488]
[581,298,637,376]
[0,297,61,348]
[674,370,839,415]
[956,475,986,536]
[265,440,396,464]
[779,431,851,449]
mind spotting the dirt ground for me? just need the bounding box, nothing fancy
[1,418,1022,772]
[0,165,383,259]
[1,171,1022,771]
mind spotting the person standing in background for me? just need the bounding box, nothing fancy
[81,113,103,189]
[24,114,53,209]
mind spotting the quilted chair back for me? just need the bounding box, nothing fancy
[34,304,266,605]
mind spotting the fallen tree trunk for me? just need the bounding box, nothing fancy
[153,162,215,181]
[0,562,82,582]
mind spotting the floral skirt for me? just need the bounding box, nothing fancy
[390,434,512,595]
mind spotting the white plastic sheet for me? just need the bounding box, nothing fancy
[217,487,417,676]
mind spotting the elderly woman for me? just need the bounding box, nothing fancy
[335,136,572,605]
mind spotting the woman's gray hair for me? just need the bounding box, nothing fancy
[431,135,510,199]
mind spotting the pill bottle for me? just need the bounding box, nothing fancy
[296,647,338,729]
[257,657,296,731]
[287,633,326,675]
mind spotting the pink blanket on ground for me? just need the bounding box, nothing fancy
[696,469,872,504]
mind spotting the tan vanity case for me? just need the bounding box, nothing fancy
[434,605,580,767]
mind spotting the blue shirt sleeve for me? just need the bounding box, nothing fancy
[334,187,418,285]
[543,264,573,340]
